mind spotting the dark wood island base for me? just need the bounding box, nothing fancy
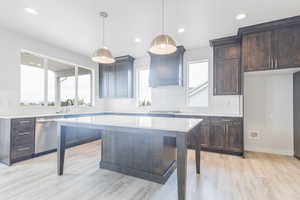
[56,115,202,200]
[99,130,177,184]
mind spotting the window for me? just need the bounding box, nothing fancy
[187,60,209,107]
[78,67,92,106]
[20,64,45,106]
[20,51,93,107]
[20,53,44,106]
[47,68,56,106]
[137,68,151,107]
[55,64,76,107]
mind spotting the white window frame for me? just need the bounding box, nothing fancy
[20,50,95,108]
[136,66,152,107]
[186,59,209,108]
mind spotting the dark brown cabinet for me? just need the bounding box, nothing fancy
[149,46,185,88]
[211,37,241,95]
[240,17,300,72]
[99,55,134,98]
[242,31,273,72]
[11,118,35,163]
[214,59,240,95]
[274,25,300,69]
[99,63,115,98]
[199,120,210,148]
[226,120,243,152]
[188,116,243,156]
[294,71,300,159]
[209,120,226,150]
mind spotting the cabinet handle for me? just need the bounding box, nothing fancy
[275,58,278,69]
[225,124,228,133]
[17,147,31,151]
[20,120,31,124]
[17,132,31,136]
[271,55,274,69]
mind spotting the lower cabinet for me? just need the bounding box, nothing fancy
[199,119,210,148]
[209,119,227,150]
[226,120,243,152]
[11,118,35,163]
[189,117,243,156]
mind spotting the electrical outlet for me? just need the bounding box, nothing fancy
[248,131,260,140]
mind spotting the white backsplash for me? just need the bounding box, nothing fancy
[95,46,243,116]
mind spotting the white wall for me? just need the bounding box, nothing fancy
[96,46,242,116]
[244,73,294,155]
[0,26,98,115]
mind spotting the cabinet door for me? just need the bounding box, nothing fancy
[214,43,240,60]
[225,120,243,152]
[149,46,185,87]
[209,120,226,150]
[99,64,115,98]
[242,31,273,72]
[214,59,240,95]
[115,61,133,98]
[274,25,300,69]
[199,120,210,148]
[294,72,300,159]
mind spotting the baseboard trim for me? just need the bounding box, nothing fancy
[245,145,294,156]
[188,145,243,157]
[100,160,176,184]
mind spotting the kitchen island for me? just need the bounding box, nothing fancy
[55,115,203,200]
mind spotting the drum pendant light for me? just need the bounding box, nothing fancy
[149,0,177,55]
[92,12,115,64]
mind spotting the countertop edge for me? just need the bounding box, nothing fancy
[0,111,243,119]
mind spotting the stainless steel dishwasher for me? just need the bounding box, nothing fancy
[35,116,64,154]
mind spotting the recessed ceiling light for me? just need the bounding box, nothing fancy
[236,13,246,20]
[178,28,185,33]
[25,8,39,15]
[134,38,141,43]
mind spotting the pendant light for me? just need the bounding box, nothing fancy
[149,0,177,55]
[92,12,115,64]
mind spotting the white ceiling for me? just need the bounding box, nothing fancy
[1,0,300,58]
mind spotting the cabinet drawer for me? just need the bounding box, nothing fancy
[11,144,34,160]
[12,130,35,146]
[12,118,35,132]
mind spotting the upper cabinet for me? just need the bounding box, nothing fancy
[210,37,241,95]
[149,46,185,88]
[242,31,273,72]
[274,25,300,69]
[239,16,300,72]
[99,55,134,98]
[99,63,115,98]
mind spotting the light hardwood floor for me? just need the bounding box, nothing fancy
[0,141,300,200]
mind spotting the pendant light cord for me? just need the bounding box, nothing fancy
[102,15,105,47]
[162,0,166,34]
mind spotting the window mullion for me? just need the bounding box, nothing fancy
[75,65,79,108]
[44,58,48,106]
[90,71,93,106]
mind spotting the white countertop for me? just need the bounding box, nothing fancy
[55,115,203,133]
[0,111,243,119]
[0,111,101,119]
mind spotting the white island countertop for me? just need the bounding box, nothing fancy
[55,115,203,133]
[0,111,242,119]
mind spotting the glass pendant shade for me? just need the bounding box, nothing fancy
[149,34,177,55]
[92,47,115,64]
